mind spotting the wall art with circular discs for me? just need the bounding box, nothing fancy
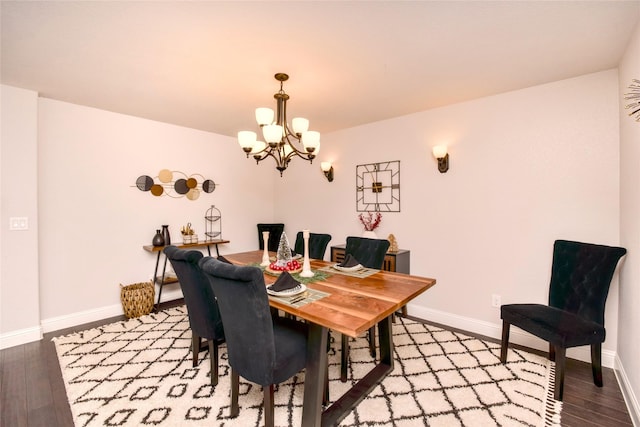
[624,79,640,122]
[135,169,217,201]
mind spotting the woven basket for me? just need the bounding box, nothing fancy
[120,281,155,318]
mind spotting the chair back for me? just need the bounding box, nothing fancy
[294,232,332,259]
[549,240,626,325]
[257,223,285,252]
[163,246,224,341]
[198,257,277,386]
[345,236,390,269]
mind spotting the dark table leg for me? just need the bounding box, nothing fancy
[320,316,394,427]
[155,254,169,312]
[301,323,328,427]
[152,251,161,312]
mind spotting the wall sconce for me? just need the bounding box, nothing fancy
[320,162,334,182]
[432,145,449,173]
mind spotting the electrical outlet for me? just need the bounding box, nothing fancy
[491,294,501,308]
[9,217,28,230]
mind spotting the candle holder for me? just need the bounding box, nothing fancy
[261,231,270,266]
[299,229,314,277]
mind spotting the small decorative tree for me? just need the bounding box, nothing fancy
[276,232,293,264]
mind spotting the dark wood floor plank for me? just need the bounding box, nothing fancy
[1,302,635,427]
[24,340,58,427]
[44,337,74,427]
[1,345,28,427]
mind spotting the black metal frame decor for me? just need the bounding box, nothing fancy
[356,160,400,212]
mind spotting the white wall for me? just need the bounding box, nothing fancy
[0,85,42,347]
[276,70,623,365]
[618,19,640,426]
[0,95,278,343]
[0,70,629,373]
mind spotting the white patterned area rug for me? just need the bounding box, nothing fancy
[53,306,562,426]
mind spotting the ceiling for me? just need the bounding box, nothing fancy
[2,1,639,138]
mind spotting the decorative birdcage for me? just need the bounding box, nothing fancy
[204,205,222,241]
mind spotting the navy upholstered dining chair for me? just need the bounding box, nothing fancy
[293,231,332,260]
[500,239,626,401]
[198,256,308,427]
[257,223,285,252]
[163,246,225,385]
[340,236,390,382]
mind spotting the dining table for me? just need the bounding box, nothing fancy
[222,250,437,427]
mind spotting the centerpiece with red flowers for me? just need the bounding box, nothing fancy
[358,211,382,238]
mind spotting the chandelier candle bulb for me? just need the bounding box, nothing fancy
[238,131,257,152]
[300,229,314,278]
[255,108,274,126]
[263,124,283,144]
[292,117,309,135]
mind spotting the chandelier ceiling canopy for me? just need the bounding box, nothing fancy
[238,73,320,176]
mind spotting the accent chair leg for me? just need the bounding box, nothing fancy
[554,346,566,401]
[192,334,200,367]
[230,369,240,417]
[591,343,603,387]
[264,384,275,427]
[341,334,349,382]
[500,321,510,363]
[208,341,218,386]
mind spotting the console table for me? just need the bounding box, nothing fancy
[143,239,230,311]
[330,244,410,274]
[330,244,410,316]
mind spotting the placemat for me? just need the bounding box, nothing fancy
[318,265,380,279]
[268,288,330,308]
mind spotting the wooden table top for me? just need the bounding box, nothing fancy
[222,250,437,338]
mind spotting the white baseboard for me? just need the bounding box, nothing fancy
[0,325,43,350]
[41,287,184,334]
[0,288,184,349]
[41,302,125,334]
[406,303,616,368]
[615,355,640,427]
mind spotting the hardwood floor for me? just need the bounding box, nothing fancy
[1,302,634,427]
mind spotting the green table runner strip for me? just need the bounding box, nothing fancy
[268,288,330,307]
[318,265,380,278]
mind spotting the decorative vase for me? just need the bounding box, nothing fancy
[152,229,165,247]
[362,230,378,239]
[161,225,171,246]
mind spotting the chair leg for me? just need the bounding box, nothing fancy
[208,340,218,386]
[323,362,330,405]
[263,384,275,427]
[553,346,566,401]
[500,321,510,363]
[192,333,201,367]
[368,327,376,358]
[230,369,240,417]
[591,343,603,387]
[341,334,349,382]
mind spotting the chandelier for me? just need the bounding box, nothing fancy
[237,73,320,176]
